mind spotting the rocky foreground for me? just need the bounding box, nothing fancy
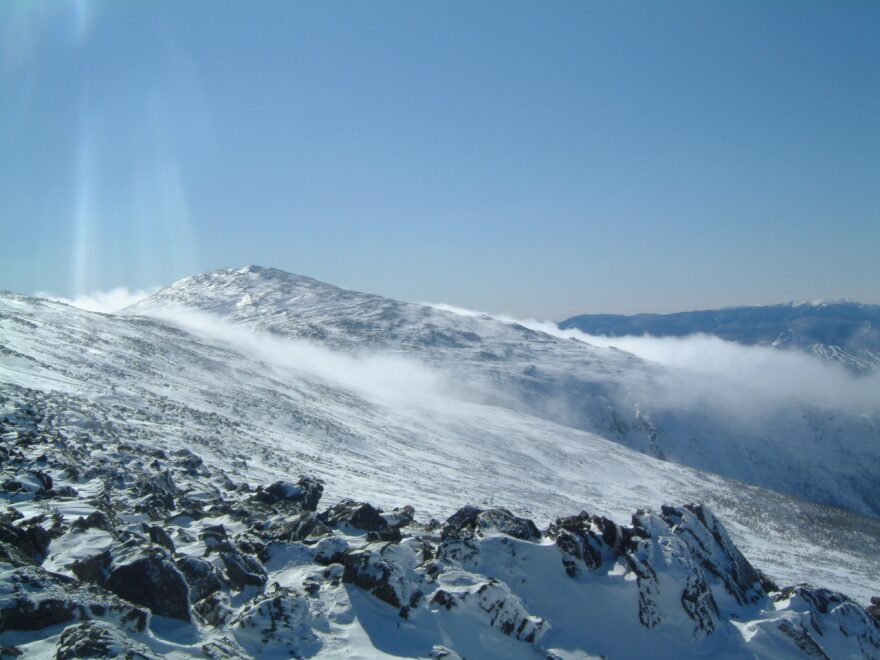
[0,396,879,658]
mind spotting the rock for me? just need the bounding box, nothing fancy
[0,647,21,658]
[0,597,76,633]
[319,499,386,532]
[194,592,234,627]
[142,524,175,553]
[661,504,764,606]
[177,556,225,602]
[201,524,228,550]
[367,527,402,543]
[1,480,25,494]
[54,620,158,659]
[0,523,51,564]
[256,511,331,546]
[221,549,267,590]
[69,551,112,586]
[30,470,53,492]
[136,471,178,512]
[341,544,423,618]
[441,506,541,542]
[0,566,147,634]
[628,509,720,638]
[49,485,79,498]
[548,511,628,575]
[200,636,250,659]
[172,448,203,472]
[430,580,548,644]
[71,511,112,533]
[381,505,415,529]
[229,586,320,656]
[258,477,323,511]
[104,549,191,622]
[775,619,832,659]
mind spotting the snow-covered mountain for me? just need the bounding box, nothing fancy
[1,266,879,657]
[560,301,880,372]
[125,267,880,521]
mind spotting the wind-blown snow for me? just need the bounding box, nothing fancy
[430,304,880,412]
[35,287,157,314]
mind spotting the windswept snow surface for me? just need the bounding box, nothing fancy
[125,267,880,521]
[0,272,877,606]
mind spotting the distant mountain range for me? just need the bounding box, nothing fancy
[561,301,880,372]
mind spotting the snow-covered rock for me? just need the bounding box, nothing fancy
[0,402,876,657]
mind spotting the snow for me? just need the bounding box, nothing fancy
[0,267,878,656]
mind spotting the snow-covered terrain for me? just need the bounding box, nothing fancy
[560,301,880,373]
[1,266,879,657]
[126,267,880,520]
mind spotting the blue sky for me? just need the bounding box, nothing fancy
[1,1,878,317]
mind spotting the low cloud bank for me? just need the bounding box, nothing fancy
[37,287,157,314]
[143,306,452,406]
[429,304,880,413]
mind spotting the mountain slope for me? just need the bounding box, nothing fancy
[2,397,878,658]
[125,267,880,521]
[560,301,880,372]
[1,289,880,656]
[1,282,878,599]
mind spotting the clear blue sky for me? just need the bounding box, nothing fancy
[2,1,878,318]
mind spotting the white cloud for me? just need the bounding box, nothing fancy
[35,287,157,314]
[428,303,880,413]
[142,305,453,406]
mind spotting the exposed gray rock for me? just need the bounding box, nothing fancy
[104,549,191,622]
[441,506,541,542]
[54,620,159,659]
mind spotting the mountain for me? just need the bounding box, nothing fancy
[1,266,879,656]
[125,267,880,521]
[560,301,880,372]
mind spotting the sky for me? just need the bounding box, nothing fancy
[1,1,878,319]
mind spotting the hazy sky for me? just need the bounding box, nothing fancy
[2,1,878,318]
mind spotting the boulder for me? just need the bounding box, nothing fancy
[0,523,51,564]
[104,549,191,622]
[0,566,147,634]
[441,506,540,542]
[258,477,323,511]
[221,549,267,590]
[54,621,159,659]
[142,524,175,553]
[319,499,386,532]
[548,511,628,575]
[177,556,225,602]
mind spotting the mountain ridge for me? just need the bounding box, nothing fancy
[560,301,880,373]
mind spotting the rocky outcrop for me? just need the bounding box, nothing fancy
[547,511,629,574]
[0,565,147,635]
[431,580,548,644]
[441,505,541,542]
[1,396,878,658]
